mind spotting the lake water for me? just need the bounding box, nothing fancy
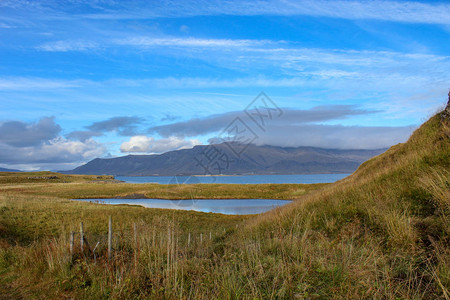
[116,174,350,184]
[73,198,292,215]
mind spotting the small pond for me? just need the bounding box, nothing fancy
[73,198,292,215]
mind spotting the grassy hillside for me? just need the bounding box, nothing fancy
[0,109,448,299]
[241,110,449,298]
[0,171,115,184]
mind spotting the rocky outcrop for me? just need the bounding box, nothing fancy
[441,91,450,121]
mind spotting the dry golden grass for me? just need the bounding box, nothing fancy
[0,180,327,200]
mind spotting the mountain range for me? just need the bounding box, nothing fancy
[63,143,386,176]
[0,167,21,172]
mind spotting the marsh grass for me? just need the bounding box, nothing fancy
[0,112,449,298]
[0,180,327,201]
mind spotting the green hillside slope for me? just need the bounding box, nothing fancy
[237,105,449,298]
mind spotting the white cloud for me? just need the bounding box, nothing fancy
[120,136,201,153]
[31,36,450,95]
[120,136,152,152]
[36,37,272,53]
[115,37,270,48]
[37,40,99,52]
[0,77,90,90]
[0,117,106,170]
[5,44,450,90]
[116,76,309,89]
[0,138,106,168]
[41,138,105,160]
[74,0,450,25]
[110,45,450,89]
[273,0,450,24]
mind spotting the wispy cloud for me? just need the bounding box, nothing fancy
[33,37,450,92]
[36,40,100,52]
[109,77,310,89]
[146,105,414,149]
[72,0,450,25]
[66,116,146,141]
[148,105,376,138]
[0,22,16,28]
[86,116,144,136]
[0,77,91,90]
[115,37,271,48]
[5,0,449,25]
[36,37,272,52]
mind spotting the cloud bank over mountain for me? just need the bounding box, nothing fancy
[0,117,105,171]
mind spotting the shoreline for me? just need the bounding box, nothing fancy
[115,173,352,177]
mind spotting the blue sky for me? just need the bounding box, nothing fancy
[0,0,449,171]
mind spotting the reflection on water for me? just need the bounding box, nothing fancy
[73,198,292,215]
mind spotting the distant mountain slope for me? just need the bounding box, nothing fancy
[0,167,21,172]
[63,144,386,176]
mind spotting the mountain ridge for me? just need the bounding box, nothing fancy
[0,167,21,172]
[62,143,387,176]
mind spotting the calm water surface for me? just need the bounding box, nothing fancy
[73,198,291,215]
[116,174,350,184]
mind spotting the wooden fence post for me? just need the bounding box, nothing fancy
[167,227,171,269]
[133,222,137,268]
[93,242,100,263]
[133,223,137,248]
[80,222,84,252]
[108,216,112,261]
[69,231,74,257]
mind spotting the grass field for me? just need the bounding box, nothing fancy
[0,173,327,200]
[0,110,449,299]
